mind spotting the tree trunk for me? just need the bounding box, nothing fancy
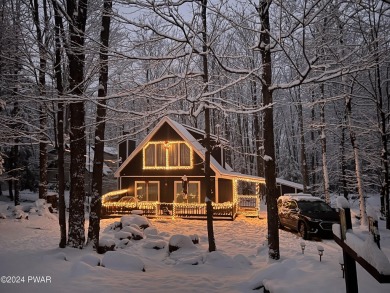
[345,95,367,226]
[296,89,309,192]
[340,118,349,199]
[31,0,48,200]
[200,0,216,252]
[252,78,264,178]
[8,181,13,201]
[11,101,20,206]
[88,0,112,249]
[336,1,349,200]
[52,0,66,248]
[320,99,330,204]
[259,0,279,260]
[66,0,88,249]
[375,60,389,229]
[310,92,317,189]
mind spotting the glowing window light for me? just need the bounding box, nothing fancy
[143,141,194,170]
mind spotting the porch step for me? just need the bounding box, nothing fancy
[238,208,259,218]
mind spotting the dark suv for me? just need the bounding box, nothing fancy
[277,194,339,240]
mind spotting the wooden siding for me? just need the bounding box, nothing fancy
[218,178,233,203]
[119,174,229,204]
[119,122,215,178]
[119,176,222,203]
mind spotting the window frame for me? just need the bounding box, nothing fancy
[135,181,160,202]
[143,141,193,170]
[174,180,200,203]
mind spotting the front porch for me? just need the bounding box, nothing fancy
[101,189,253,220]
[101,201,239,220]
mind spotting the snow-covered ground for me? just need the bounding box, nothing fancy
[0,191,389,293]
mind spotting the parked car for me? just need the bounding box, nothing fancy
[277,194,340,240]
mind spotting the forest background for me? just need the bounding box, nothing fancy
[0,0,389,258]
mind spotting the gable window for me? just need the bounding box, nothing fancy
[145,144,155,166]
[143,141,193,169]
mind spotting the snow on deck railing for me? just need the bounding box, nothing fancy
[102,189,129,204]
[345,231,390,274]
[333,196,390,290]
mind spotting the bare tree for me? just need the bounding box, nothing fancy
[30,0,49,200]
[66,0,88,249]
[199,0,216,252]
[257,0,279,260]
[87,0,113,249]
[52,0,67,248]
[345,86,367,225]
[294,88,309,192]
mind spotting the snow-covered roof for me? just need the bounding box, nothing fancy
[278,194,323,203]
[182,123,229,144]
[86,147,113,175]
[104,146,118,156]
[276,178,304,190]
[114,117,302,187]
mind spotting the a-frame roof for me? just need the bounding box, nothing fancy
[114,117,303,190]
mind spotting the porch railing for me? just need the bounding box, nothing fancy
[101,201,238,220]
[101,201,158,216]
[173,202,237,220]
[237,195,260,217]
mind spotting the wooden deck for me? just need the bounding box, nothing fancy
[101,202,238,220]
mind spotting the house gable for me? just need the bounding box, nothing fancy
[114,117,303,193]
[116,119,215,177]
[103,117,305,219]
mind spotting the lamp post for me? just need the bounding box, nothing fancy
[317,245,324,262]
[300,242,306,254]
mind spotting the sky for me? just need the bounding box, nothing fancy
[0,191,389,293]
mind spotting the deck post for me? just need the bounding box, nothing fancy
[339,208,358,293]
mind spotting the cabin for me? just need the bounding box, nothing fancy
[102,117,303,219]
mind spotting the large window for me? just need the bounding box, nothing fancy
[143,141,193,169]
[135,181,159,202]
[174,181,200,203]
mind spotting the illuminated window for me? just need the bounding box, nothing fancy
[143,141,193,169]
[156,144,166,166]
[145,144,155,166]
[169,143,179,166]
[174,181,200,203]
[135,181,159,201]
[180,143,191,166]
